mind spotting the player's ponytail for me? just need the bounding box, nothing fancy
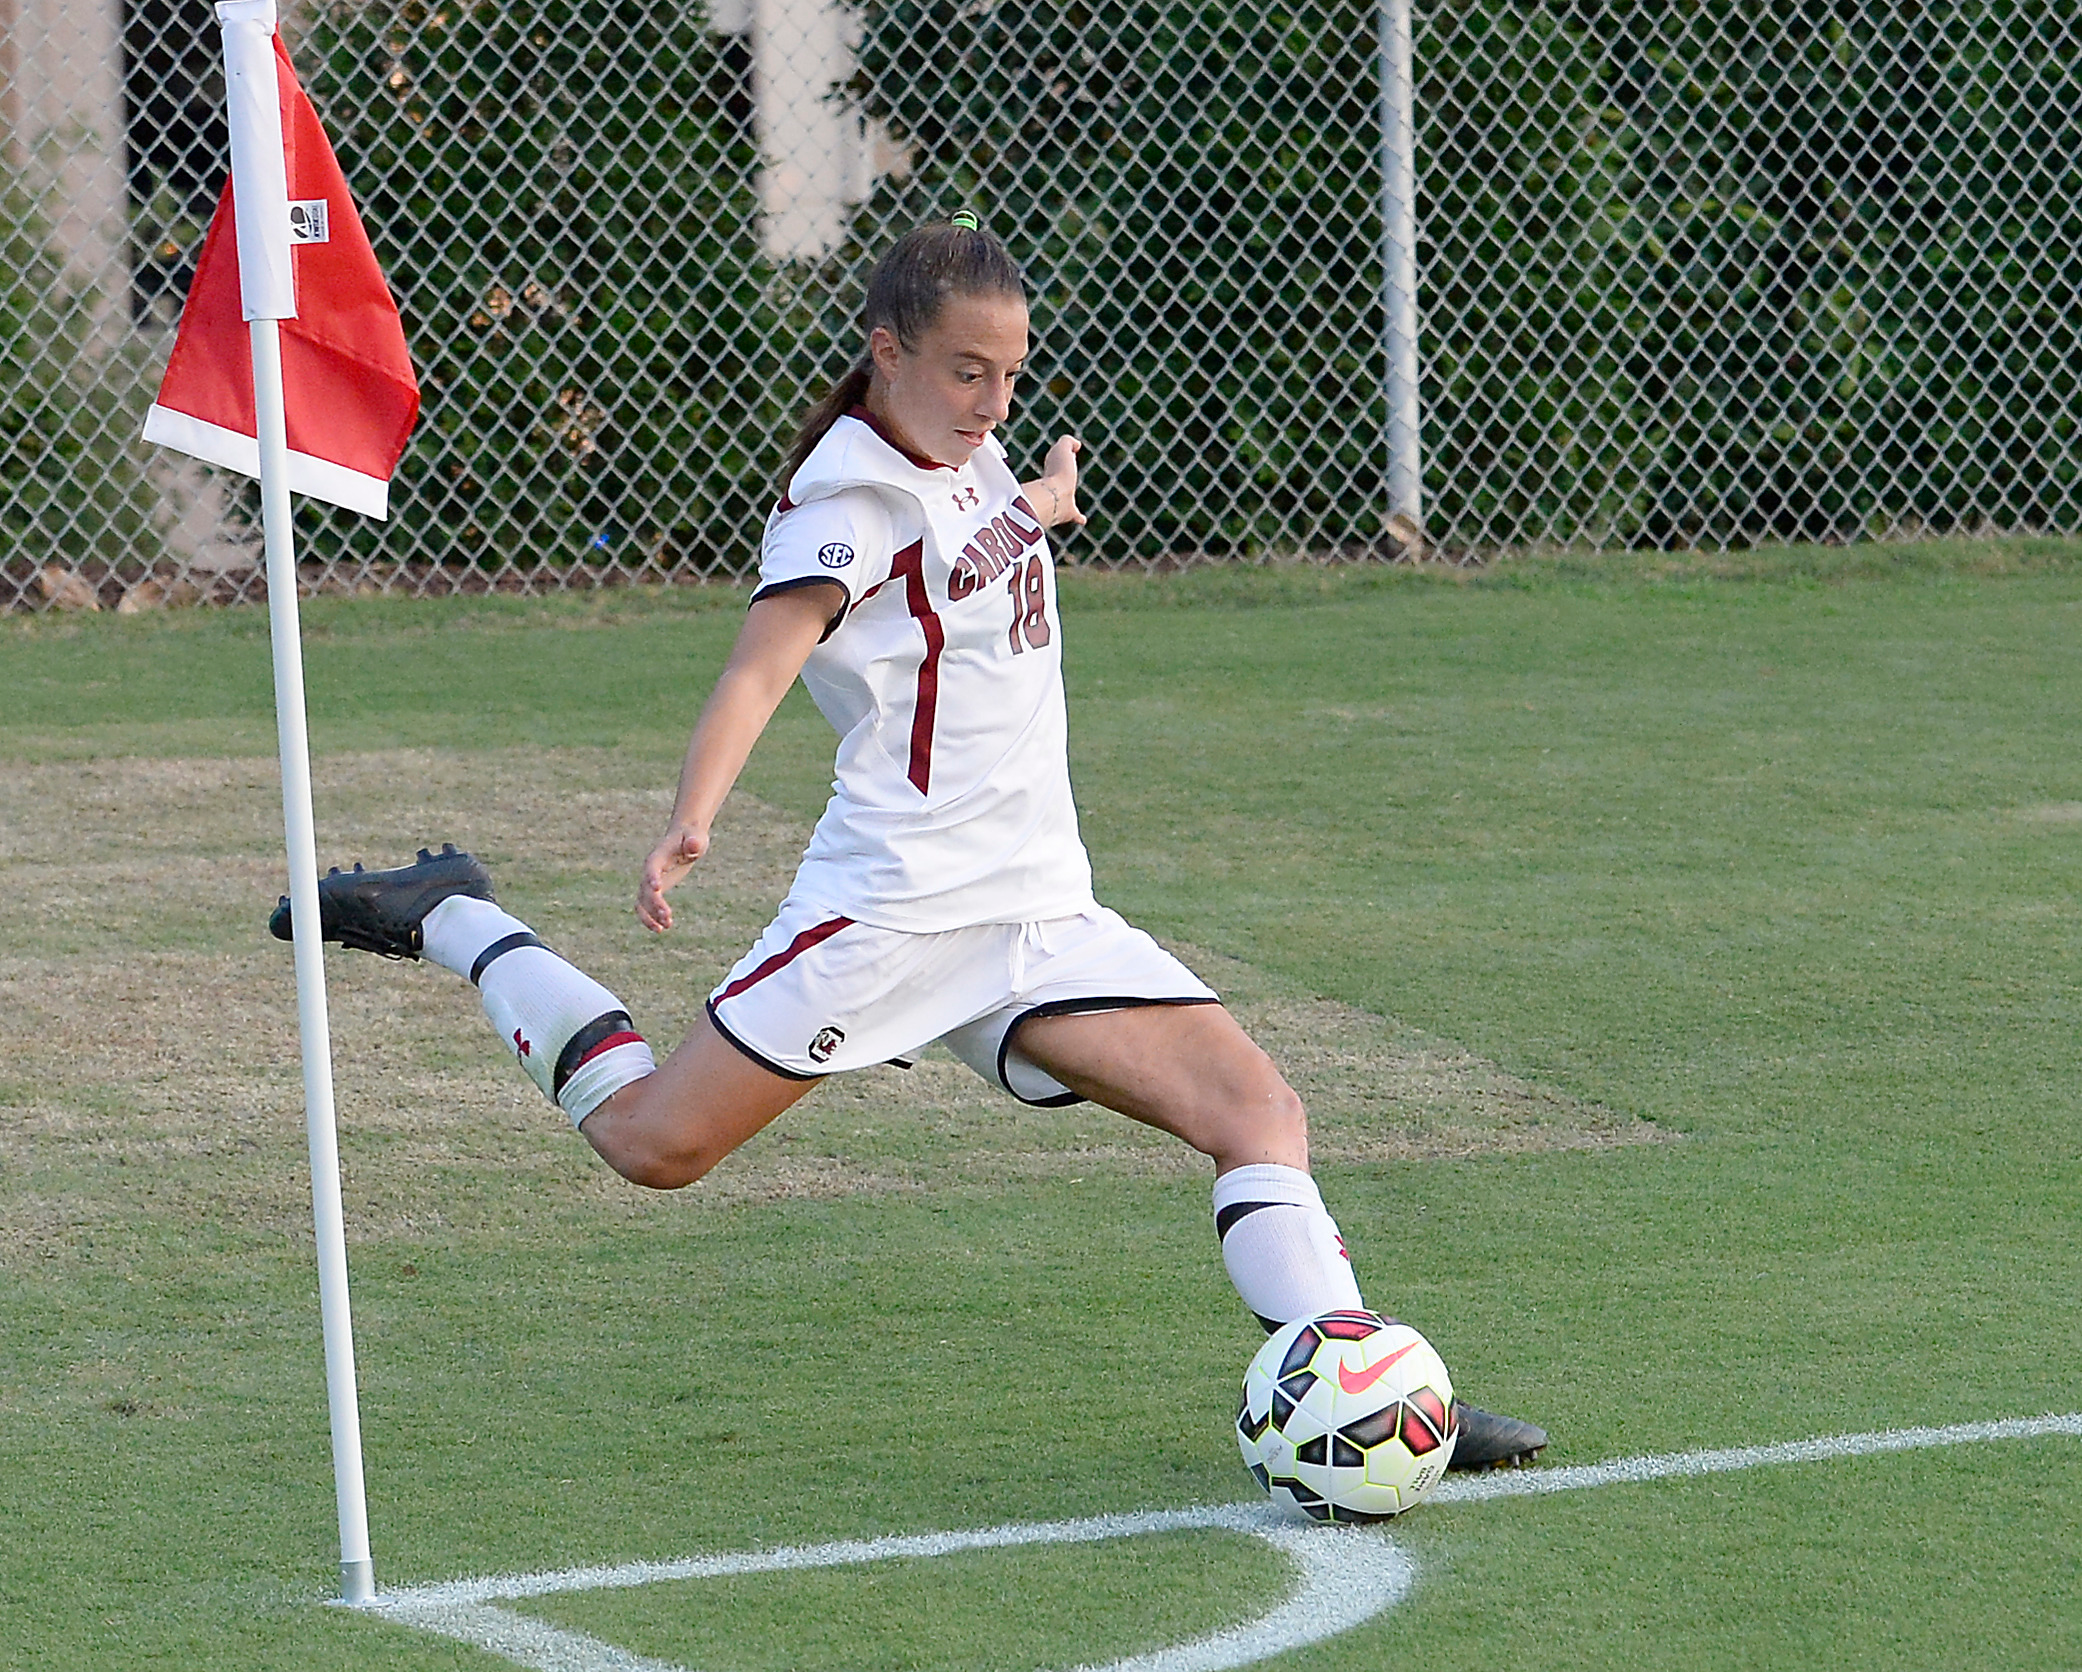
[778,359,874,494]
[777,217,1026,492]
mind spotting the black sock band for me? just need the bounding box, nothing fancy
[553,1010,641,1100]
[470,931,546,986]
[1215,1200,1281,1240]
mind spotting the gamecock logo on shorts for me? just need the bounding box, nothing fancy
[808,1025,846,1064]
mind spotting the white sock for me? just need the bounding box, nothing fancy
[1212,1162,1364,1331]
[422,893,535,980]
[420,895,657,1127]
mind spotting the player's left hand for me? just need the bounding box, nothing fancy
[1038,436,1087,528]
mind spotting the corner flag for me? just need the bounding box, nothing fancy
[151,1,413,1606]
[142,27,418,517]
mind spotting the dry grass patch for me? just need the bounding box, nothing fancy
[0,750,1662,1264]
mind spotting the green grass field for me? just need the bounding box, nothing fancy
[5,545,2081,1670]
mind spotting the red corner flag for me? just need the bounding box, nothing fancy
[143,32,418,518]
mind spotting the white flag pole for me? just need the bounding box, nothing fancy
[217,0,375,1606]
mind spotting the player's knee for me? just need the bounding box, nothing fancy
[609,1123,728,1190]
[617,1151,709,1191]
[579,1090,723,1191]
[1197,1076,1308,1170]
[1255,1081,1310,1162]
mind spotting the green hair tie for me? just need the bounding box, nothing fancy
[951,210,980,231]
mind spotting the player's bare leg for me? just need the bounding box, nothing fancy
[270,847,813,1192]
[577,1011,816,1189]
[1011,1001,1307,1173]
[1013,1001,1547,1470]
[1016,1001,1349,1330]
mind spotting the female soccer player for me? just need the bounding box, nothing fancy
[276,217,1545,1469]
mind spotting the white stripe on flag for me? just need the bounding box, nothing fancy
[144,403,391,518]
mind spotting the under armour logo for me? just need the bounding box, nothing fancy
[513,1029,532,1057]
[952,484,980,511]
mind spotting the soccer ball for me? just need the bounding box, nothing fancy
[1237,1309,1457,1521]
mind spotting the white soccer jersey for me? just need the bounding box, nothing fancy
[750,410,1097,932]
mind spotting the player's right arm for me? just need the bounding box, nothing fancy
[639,486,897,931]
[638,583,839,932]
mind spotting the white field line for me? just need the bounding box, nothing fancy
[353,1411,2082,1672]
[1428,1410,2082,1505]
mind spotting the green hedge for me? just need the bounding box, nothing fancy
[287,0,2082,569]
[2,176,158,574]
[305,0,789,572]
[1423,0,2082,546]
[840,1,1400,562]
[842,0,2082,555]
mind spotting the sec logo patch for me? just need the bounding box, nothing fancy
[817,542,855,569]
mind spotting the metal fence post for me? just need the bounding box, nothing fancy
[1376,0,1422,552]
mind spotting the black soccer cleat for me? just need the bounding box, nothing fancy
[1446,1401,1549,1471]
[268,844,494,960]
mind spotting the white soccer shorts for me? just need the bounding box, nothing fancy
[706,900,1218,1102]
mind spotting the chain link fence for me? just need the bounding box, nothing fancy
[6,0,2081,611]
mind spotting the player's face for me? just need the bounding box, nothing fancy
[868,293,1030,468]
